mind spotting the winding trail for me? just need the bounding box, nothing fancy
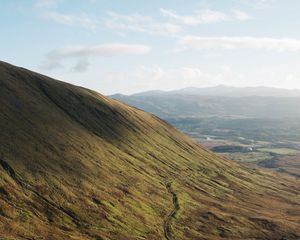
[164,182,180,240]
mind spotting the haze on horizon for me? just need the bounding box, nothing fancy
[2,0,300,94]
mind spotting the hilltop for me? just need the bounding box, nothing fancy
[1,61,300,239]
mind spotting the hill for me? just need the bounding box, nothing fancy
[1,61,300,239]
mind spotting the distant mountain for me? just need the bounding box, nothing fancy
[173,85,300,97]
[132,89,165,96]
[111,86,300,119]
[2,61,300,239]
[129,85,300,98]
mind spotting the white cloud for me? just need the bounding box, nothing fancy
[105,11,182,36]
[44,11,73,24]
[51,44,151,57]
[72,59,89,72]
[34,0,58,8]
[160,8,228,25]
[232,9,252,20]
[160,8,251,26]
[284,73,300,88]
[178,36,300,51]
[43,11,99,30]
[42,10,182,35]
[238,0,275,9]
[39,8,250,35]
[42,44,151,71]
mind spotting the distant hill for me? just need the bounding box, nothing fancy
[130,85,300,97]
[111,86,300,118]
[2,61,300,239]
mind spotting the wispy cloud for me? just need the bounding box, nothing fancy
[72,59,89,72]
[160,9,228,25]
[34,0,59,8]
[43,11,99,30]
[38,8,250,35]
[238,0,275,9]
[160,8,251,25]
[105,11,182,36]
[34,1,99,30]
[42,44,151,71]
[40,10,182,35]
[231,9,252,20]
[178,36,300,51]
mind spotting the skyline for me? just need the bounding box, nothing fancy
[2,0,300,94]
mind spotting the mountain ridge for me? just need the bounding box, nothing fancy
[111,91,300,119]
[113,85,300,98]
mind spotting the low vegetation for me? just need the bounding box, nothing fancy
[257,148,300,155]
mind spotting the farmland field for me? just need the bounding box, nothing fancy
[164,117,300,177]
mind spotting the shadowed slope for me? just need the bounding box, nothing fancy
[1,61,300,239]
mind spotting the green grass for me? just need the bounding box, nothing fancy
[223,151,273,163]
[257,148,300,155]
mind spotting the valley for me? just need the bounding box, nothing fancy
[167,116,300,176]
[113,91,300,178]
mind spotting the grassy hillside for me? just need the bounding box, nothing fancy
[1,61,300,239]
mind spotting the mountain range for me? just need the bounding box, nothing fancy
[111,86,300,119]
[131,85,300,98]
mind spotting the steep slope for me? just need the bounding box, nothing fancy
[1,61,300,240]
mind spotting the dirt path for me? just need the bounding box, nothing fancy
[164,182,180,240]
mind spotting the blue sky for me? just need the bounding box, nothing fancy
[1,0,300,94]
